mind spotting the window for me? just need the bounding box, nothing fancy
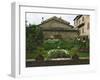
[83,37,85,40]
[82,28,84,33]
[54,35,62,39]
[87,23,90,30]
[82,17,84,21]
[74,21,76,26]
[75,20,78,26]
[78,20,80,24]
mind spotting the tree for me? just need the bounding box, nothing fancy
[26,24,44,54]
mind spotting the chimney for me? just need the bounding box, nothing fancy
[41,17,44,23]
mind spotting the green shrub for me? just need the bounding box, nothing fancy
[43,39,75,50]
[69,47,79,60]
[47,49,70,59]
[34,47,47,58]
[35,54,44,62]
[26,53,36,59]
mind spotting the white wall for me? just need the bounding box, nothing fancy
[0,0,100,80]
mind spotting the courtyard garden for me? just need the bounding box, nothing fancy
[26,24,89,67]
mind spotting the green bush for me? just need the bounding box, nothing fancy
[69,47,79,60]
[43,39,74,50]
[35,54,44,62]
[34,47,47,58]
[47,49,70,59]
[26,53,36,59]
[26,47,48,60]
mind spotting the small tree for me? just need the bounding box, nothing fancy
[26,24,44,54]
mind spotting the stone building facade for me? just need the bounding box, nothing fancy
[39,16,78,40]
[74,15,90,40]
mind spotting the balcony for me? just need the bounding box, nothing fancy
[77,22,85,28]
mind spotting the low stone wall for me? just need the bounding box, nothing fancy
[26,59,89,67]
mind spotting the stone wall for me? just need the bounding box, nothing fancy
[43,30,78,40]
[39,18,78,40]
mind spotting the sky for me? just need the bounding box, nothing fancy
[26,13,78,26]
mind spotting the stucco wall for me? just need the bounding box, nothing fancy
[74,15,90,38]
